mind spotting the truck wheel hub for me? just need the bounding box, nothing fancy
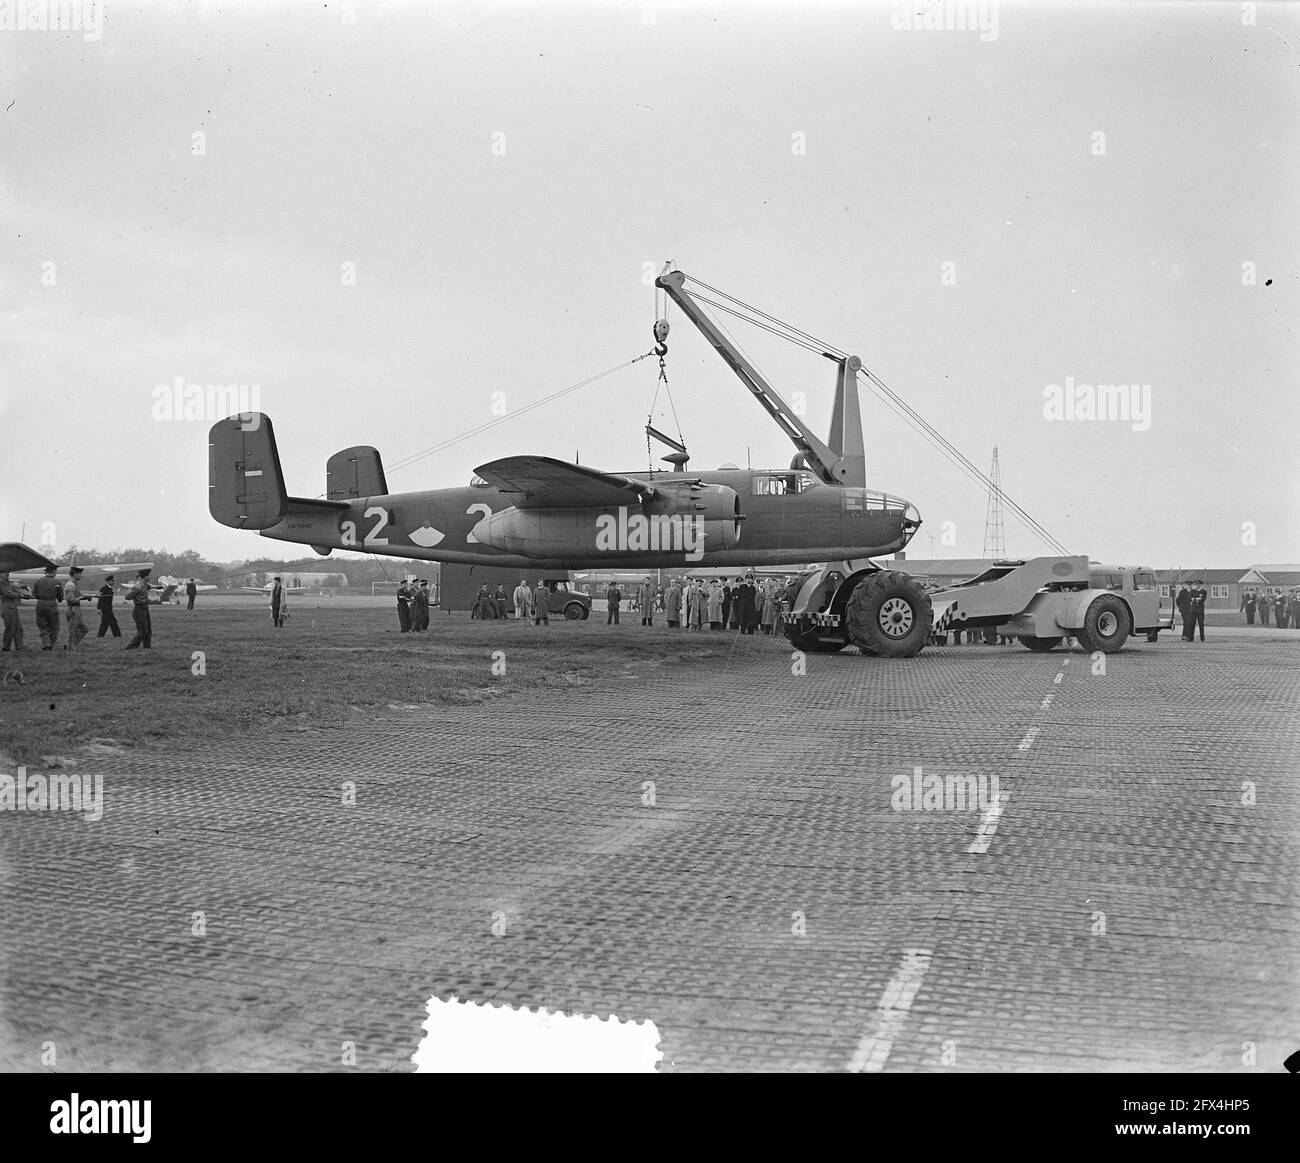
[879,598,914,637]
[1098,611,1117,636]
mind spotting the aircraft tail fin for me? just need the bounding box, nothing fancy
[208,413,288,530]
[326,445,388,500]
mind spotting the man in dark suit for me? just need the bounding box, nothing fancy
[1188,580,1207,642]
[96,574,121,638]
[1176,583,1193,641]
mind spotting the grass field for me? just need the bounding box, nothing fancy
[0,596,736,767]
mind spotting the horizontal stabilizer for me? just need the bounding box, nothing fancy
[0,543,57,574]
[208,413,288,530]
[327,445,389,500]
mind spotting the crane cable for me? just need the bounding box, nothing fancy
[383,350,660,477]
[681,274,1069,556]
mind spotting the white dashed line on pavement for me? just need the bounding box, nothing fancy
[847,948,933,1073]
[1040,693,1055,709]
[967,790,1011,855]
[1054,672,1064,684]
[1017,726,1039,751]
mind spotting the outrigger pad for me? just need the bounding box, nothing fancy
[208,413,288,530]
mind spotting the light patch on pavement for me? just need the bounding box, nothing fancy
[1017,726,1040,750]
[1054,672,1064,684]
[847,948,933,1073]
[412,996,660,1072]
[1040,693,1055,709]
[967,790,1011,854]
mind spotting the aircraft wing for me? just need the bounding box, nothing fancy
[0,542,57,574]
[472,456,655,509]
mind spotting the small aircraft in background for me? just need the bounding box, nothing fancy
[156,576,218,603]
[5,545,156,592]
[241,579,310,595]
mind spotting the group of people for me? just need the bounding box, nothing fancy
[1238,587,1300,629]
[607,575,794,633]
[464,581,554,625]
[393,578,435,632]
[0,565,157,651]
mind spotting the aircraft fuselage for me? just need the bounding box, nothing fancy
[259,467,920,571]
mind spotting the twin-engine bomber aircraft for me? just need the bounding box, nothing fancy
[210,264,926,645]
[208,420,918,573]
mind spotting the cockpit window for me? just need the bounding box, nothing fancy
[751,472,810,496]
[469,475,490,488]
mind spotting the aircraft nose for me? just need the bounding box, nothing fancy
[902,502,922,531]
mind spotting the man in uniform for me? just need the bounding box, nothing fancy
[735,574,759,635]
[638,577,655,626]
[494,584,507,620]
[1240,588,1257,625]
[605,581,621,625]
[418,580,433,629]
[96,574,121,638]
[532,580,550,626]
[410,580,427,631]
[1188,579,1207,642]
[0,571,25,651]
[1258,588,1271,626]
[1175,582,1192,640]
[186,578,198,610]
[32,564,63,651]
[1274,589,1289,631]
[125,568,153,649]
[396,578,413,631]
[63,565,88,651]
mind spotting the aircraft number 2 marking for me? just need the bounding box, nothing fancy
[465,503,493,543]
[363,506,390,546]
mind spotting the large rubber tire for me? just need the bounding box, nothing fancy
[1019,635,1063,652]
[563,603,584,620]
[844,571,932,658]
[1074,594,1131,653]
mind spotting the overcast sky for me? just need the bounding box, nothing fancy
[3,0,1297,570]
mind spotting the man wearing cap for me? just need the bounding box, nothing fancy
[96,574,121,638]
[63,566,88,651]
[638,576,655,627]
[0,571,26,651]
[185,578,198,611]
[125,568,153,649]
[31,565,63,651]
[396,578,413,632]
[1188,579,1207,642]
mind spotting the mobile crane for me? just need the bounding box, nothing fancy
[655,265,1168,656]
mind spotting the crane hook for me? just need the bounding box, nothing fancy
[652,318,669,357]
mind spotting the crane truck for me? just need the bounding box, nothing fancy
[655,265,1169,658]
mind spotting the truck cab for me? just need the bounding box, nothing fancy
[543,580,591,620]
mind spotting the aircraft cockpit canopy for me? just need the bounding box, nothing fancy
[751,470,815,496]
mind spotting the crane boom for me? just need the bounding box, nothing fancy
[654,267,866,487]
